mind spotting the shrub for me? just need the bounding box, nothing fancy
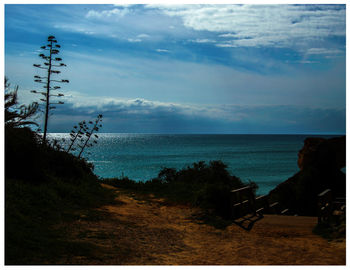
[102,160,255,219]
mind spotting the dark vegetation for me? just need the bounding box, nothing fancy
[5,118,115,264]
[101,161,257,219]
[5,77,38,128]
[68,114,103,158]
[5,36,114,264]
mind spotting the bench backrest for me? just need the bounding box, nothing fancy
[230,186,256,219]
[317,189,332,224]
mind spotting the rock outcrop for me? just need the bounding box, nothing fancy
[269,136,345,216]
[298,137,345,171]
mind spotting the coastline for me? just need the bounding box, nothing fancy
[47,133,344,195]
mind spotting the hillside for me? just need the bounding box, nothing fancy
[5,126,116,264]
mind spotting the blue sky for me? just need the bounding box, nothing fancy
[4,4,346,134]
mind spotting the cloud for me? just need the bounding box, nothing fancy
[38,4,344,60]
[127,38,142,43]
[218,33,236,38]
[126,33,151,43]
[190,38,216,43]
[8,49,344,113]
[296,60,319,64]
[113,4,134,8]
[148,5,345,49]
[307,48,343,55]
[86,8,129,19]
[137,34,150,39]
[215,43,235,48]
[60,92,209,118]
[45,94,345,134]
[156,49,170,53]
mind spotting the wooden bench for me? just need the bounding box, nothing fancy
[230,186,263,220]
[230,186,289,220]
[318,189,346,224]
[317,189,333,224]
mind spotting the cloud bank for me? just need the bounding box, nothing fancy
[37,94,345,134]
[56,4,345,58]
[146,5,345,51]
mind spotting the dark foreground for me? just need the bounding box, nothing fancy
[53,184,345,265]
[5,126,345,265]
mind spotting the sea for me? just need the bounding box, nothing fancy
[48,133,340,195]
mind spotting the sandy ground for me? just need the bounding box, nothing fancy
[58,184,345,265]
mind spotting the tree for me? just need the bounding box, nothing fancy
[67,115,103,158]
[66,120,87,153]
[32,35,69,145]
[77,114,103,158]
[5,77,38,128]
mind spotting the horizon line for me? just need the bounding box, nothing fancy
[46,132,346,136]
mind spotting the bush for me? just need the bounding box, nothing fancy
[102,160,256,219]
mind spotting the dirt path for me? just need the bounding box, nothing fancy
[58,184,345,265]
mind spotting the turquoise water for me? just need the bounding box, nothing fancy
[48,133,336,195]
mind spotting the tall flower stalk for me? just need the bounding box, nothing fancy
[67,120,87,153]
[77,115,103,158]
[67,115,103,158]
[32,35,69,145]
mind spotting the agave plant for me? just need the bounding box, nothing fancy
[66,120,88,153]
[67,114,103,158]
[32,35,69,145]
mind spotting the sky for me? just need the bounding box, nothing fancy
[4,3,346,134]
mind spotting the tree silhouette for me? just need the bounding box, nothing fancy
[32,35,69,145]
[66,120,87,153]
[5,77,38,128]
[66,115,103,158]
[77,114,103,158]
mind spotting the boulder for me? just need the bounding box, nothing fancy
[298,136,345,171]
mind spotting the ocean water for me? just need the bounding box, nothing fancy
[48,133,337,195]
